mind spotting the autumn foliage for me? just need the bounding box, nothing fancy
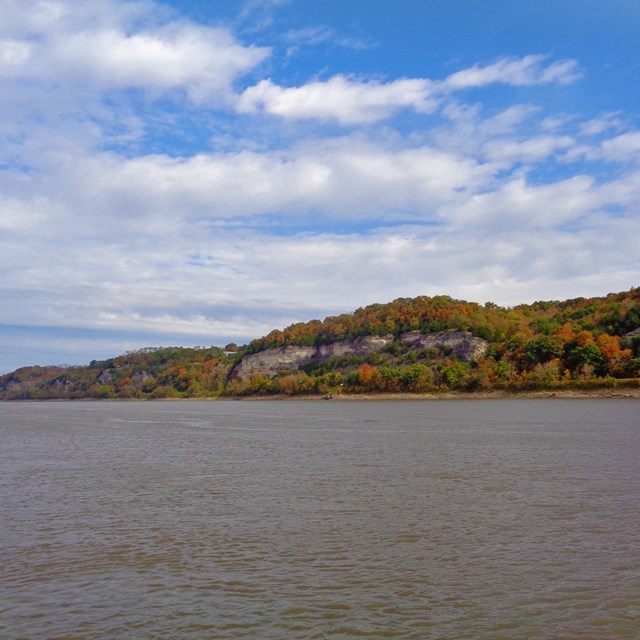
[1,288,639,399]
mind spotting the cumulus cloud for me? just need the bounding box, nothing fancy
[237,76,437,124]
[0,0,269,103]
[56,26,266,101]
[237,55,580,125]
[0,0,272,178]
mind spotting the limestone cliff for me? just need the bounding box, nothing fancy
[233,331,488,380]
[399,330,489,362]
[233,335,394,380]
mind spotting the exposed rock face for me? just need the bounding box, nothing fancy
[233,346,314,380]
[52,376,73,387]
[132,370,153,384]
[233,331,488,380]
[400,330,489,362]
[233,335,394,380]
[316,335,395,360]
[98,369,115,384]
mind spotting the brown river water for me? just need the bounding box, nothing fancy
[1,399,639,639]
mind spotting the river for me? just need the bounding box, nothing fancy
[1,399,638,639]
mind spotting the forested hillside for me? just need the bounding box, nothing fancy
[2,289,639,399]
[0,346,238,400]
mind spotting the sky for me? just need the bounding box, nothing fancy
[1,0,639,373]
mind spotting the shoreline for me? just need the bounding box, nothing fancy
[3,388,639,402]
[233,388,640,401]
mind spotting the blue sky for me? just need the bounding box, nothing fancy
[1,0,639,373]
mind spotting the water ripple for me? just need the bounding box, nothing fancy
[1,399,639,639]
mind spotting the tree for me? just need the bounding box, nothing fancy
[568,343,606,376]
[358,363,376,386]
[439,360,469,388]
[525,336,563,365]
[528,360,561,389]
[401,364,434,392]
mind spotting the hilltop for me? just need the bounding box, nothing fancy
[2,289,639,400]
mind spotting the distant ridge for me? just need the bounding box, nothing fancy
[2,289,639,399]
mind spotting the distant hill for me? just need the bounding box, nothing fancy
[2,289,639,399]
[0,346,237,400]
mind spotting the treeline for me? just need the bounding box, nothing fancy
[1,289,639,399]
[249,290,640,351]
[0,346,239,400]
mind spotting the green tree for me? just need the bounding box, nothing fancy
[439,360,469,388]
[568,343,606,375]
[525,336,563,365]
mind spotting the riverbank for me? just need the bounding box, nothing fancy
[4,386,638,402]
[230,387,640,401]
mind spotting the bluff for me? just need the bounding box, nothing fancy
[2,289,639,399]
[233,330,488,380]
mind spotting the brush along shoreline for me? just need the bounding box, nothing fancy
[227,388,640,401]
[8,388,638,402]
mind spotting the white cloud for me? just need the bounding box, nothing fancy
[281,25,373,56]
[442,55,581,90]
[55,140,491,222]
[2,137,637,312]
[2,157,638,371]
[0,1,269,103]
[0,39,32,67]
[0,0,159,36]
[445,175,602,229]
[579,112,624,136]
[600,131,640,161]
[0,0,273,180]
[482,135,575,165]
[560,131,640,164]
[432,103,577,165]
[597,169,640,205]
[236,55,580,125]
[238,0,291,32]
[478,105,540,135]
[237,76,436,124]
[0,197,50,231]
[54,25,267,101]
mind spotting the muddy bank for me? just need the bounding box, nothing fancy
[228,387,640,401]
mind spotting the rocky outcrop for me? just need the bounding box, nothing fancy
[400,330,489,362]
[233,335,394,380]
[132,370,153,384]
[98,369,115,384]
[52,376,73,388]
[232,331,489,380]
[315,335,394,360]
